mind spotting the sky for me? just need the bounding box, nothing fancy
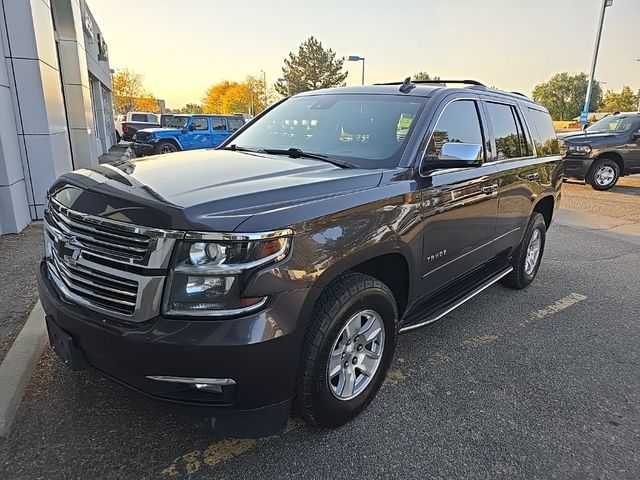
[88,0,640,108]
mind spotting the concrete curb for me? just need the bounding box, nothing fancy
[0,301,47,437]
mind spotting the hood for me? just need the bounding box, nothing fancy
[559,130,622,144]
[52,149,384,232]
[137,127,181,135]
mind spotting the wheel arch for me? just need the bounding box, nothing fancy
[156,137,182,151]
[532,194,554,228]
[594,151,624,173]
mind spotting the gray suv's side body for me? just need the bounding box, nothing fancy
[36,83,562,437]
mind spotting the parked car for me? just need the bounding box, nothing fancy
[561,112,640,190]
[38,79,562,437]
[115,111,160,142]
[131,114,246,155]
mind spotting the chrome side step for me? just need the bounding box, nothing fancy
[399,266,513,333]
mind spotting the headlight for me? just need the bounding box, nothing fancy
[163,232,292,317]
[567,144,591,155]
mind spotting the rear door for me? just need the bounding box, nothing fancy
[211,117,230,147]
[482,99,557,255]
[187,116,213,149]
[418,96,500,296]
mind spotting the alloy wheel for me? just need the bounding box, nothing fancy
[595,165,615,187]
[525,228,542,275]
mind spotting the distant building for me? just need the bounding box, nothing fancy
[0,0,115,235]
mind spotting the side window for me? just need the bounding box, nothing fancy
[191,117,209,131]
[426,100,484,159]
[212,118,227,131]
[528,109,560,156]
[227,118,244,132]
[131,113,146,122]
[146,114,157,123]
[486,102,524,160]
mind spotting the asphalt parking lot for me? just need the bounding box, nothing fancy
[1,180,639,480]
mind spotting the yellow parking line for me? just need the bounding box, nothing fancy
[530,293,587,321]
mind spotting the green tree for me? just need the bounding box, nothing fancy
[413,71,440,81]
[179,103,203,114]
[275,36,348,96]
[531,72,603,121]
[599,86,639,112]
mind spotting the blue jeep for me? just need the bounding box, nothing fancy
[131,114,246,156]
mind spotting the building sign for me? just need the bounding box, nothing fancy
[97,33,109,61]
[83,4,94,39]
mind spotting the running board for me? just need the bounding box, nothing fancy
[399,266,513,333]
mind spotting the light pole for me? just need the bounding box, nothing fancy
[347,55,365,86]
[636,59,640,112]
[260,70,267,107]
[581,0,613,127]
[278,77,290,96]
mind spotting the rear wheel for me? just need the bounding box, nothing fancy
[154,141,178,154]
[500,212,546,289]
[295,272,398,428]
[588,158,620,191]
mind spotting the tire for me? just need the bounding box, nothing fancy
[500,212,546,290]
[588,158,620,191]
[154,141,178,155]
[295,272,398,428]
[116,131,121,143]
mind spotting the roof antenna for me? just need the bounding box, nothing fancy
[399,77,415,93]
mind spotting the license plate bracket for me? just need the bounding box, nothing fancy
[45,316,89,371]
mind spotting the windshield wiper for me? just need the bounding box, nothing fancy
[219,144,260,153]
[261,148,355,169]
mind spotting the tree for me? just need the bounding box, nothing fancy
[179,103,203,114]
[275,36,348,96]
[201,76,268,115]
[112,69,157,114]
[599,86,639,112]
[531,72,603,121]
[413,71,440,81]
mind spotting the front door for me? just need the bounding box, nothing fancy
[187,116,213,149]
[418,98,500,296]
[624,122,640,173]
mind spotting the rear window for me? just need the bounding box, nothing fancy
[528,109,560,156]
[131,114,146,122]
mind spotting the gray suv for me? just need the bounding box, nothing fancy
[37,79,562,437]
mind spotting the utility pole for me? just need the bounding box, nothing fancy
[581,0,613,126]
[260,70,267,107]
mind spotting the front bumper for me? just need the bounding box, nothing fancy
[37,260,310,437]
[562,156,594,180]
[131,141,155,156]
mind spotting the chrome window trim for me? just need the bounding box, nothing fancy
[481,100,537,164]
[185,228,294,242]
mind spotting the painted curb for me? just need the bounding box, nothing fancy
[0,301,47,437]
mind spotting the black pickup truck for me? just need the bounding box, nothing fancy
[37,79,562,437]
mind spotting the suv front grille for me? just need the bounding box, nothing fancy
[135,131,150,142]
[49,249,138,315]
[46,201,151,261]
[43,197,184,322]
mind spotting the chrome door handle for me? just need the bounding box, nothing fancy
[481,183,498,194]
[525,173,540,181]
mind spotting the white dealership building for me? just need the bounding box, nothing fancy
[0,0,115,235]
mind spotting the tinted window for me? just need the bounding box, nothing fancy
[228,117,245,132]
[486,102,526,159]
[528,109,560,156]
[192,117,209,131]
[426,100,484,159]
[146,114,157,123]
[131,114,146,122]
[212,118,227,131]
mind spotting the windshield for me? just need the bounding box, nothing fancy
[227,94,427,168]
[586,115,639,133]
[166,116,189,128]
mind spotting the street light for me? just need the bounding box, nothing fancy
[347,55,365,86]
[278,77,290,96]
[581,0,613,127]
[260,69,267,106]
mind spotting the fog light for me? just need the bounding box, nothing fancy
[193,383,223,393]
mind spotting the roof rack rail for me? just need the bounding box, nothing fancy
[375,79,485,87]
[510,91,530,98]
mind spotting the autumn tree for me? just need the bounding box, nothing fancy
[532,72,603,121]
[201,76,267,115]
[179,103,203,114]
[112,69,158,114]
[413,71,440,81]
[599,86,639,112]
[275,36,348,96]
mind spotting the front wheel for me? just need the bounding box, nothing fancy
[154,141,178,155]
[588,158,620,191]
[295,272,398,428]
[500,212,546,290]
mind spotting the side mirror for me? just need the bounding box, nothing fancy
[188,124,195,132]
[632,130,640,140]
[422,142,482,171]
